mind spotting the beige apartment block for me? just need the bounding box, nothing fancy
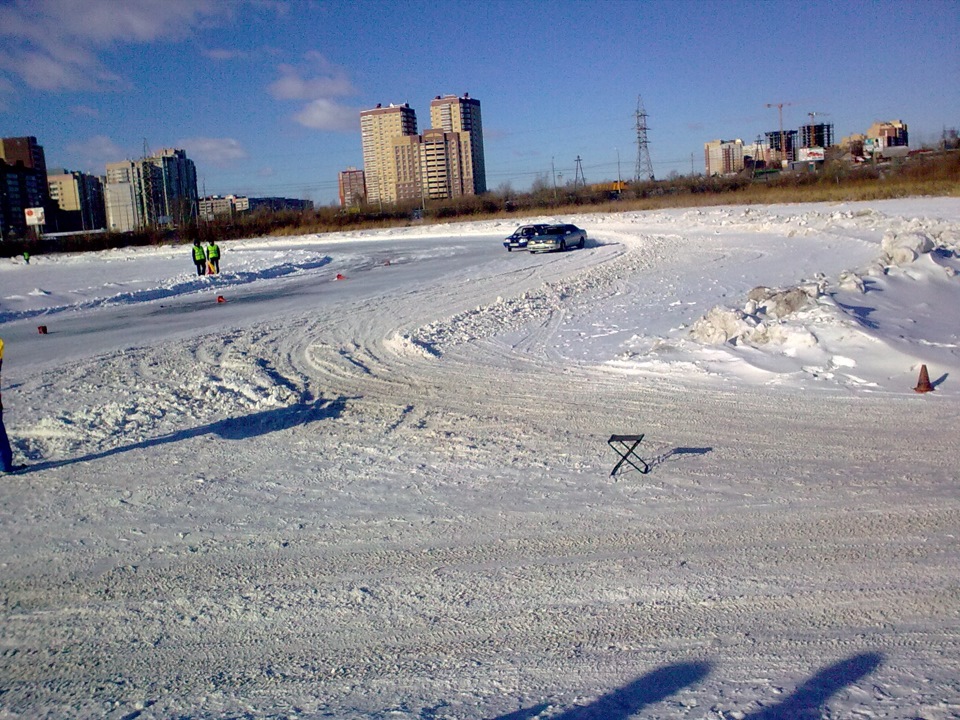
[390,135,424,204]
[360,103,418,205]
[866,120,909,148]
[47,172,83,212]
[387,129,467,204]
[704,138,745,176]
[359,95,488,207]
[430,93,486,194]
[421,129,465,200]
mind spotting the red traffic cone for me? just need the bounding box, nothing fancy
[335,273,345,281]
[913,364,934,393]
[37,325,48,334]
[216,295,226,303]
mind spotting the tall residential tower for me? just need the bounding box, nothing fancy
[429,93,486,195]
[360,103,418,206]
[359,94,486,206]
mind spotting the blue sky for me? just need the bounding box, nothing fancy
[1,0,957,206]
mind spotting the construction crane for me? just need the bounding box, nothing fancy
[806,111,830,148]
[766,102,793,167]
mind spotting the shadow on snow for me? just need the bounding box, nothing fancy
[744,652,883,719]
[492,652,882,719]
[17,394,355,473]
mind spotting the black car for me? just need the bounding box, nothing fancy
[503,224,548,251]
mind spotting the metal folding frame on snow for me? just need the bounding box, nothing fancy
[608,434,650,476]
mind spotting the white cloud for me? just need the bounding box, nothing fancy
[0,0,223,93]
[202,48,247,61]
[269,68,355,101]
[178,137,248,167]
[268,54,356,101]
[268,52,359,132]
[70,105,101,118]
[65,135,131,172]
[0,76,14,112]
[293,99,358,132]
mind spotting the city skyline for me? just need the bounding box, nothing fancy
[1,0,957,206]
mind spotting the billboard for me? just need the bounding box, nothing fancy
[798,148,825,162]
[24,207,45,226]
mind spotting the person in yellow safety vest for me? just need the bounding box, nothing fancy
[206,241,221,274]
[191,240,206,276]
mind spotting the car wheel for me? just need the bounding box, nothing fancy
[578,237,585,249]
[559,239,567,251]
[507,246,513,252]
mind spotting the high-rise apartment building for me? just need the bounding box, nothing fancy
[765,130,798,165]
[419,129,466,200]
[104,148,198,232]
[0,136,50,238]
[704,139,745,176]
[360,103,418,205]
[800,123,834,149]
[150,148,198,226]
[359,94,487,207]
[429,93,486,194]
[390,135,425,203]
[105,160,163,232]
[338,168,366,208]
[0,136,48,176]
[47,169,106,232]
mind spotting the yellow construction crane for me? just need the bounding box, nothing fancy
[766,102,794,166]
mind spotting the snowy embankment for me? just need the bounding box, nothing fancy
[0,198,959,719]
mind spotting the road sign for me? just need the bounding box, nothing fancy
[24,207,45,226]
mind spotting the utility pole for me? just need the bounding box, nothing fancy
[574,155,585,189]
[765,102,793,167]
[551,157,557,200]
[634,95,655,181]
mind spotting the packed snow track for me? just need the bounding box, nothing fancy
[1,200,959,719]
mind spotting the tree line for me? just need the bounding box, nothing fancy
[6,149,958,259]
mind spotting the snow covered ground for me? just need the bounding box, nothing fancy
[1,198,958,719]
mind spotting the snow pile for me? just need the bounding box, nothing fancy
[879,229,935,265]
[688,282,825,347]
[680,209,959,390]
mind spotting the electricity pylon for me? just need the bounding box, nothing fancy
[634,95,654,182]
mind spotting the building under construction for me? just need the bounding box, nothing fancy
[800,123,834,149]
[765,130,798,163]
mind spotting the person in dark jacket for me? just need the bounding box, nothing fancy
[0,336,13,472]
[192,240,206,276]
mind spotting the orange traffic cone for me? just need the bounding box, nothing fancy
[216,295,226,303]
[914,364,934,393]
[335,273,345,280]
